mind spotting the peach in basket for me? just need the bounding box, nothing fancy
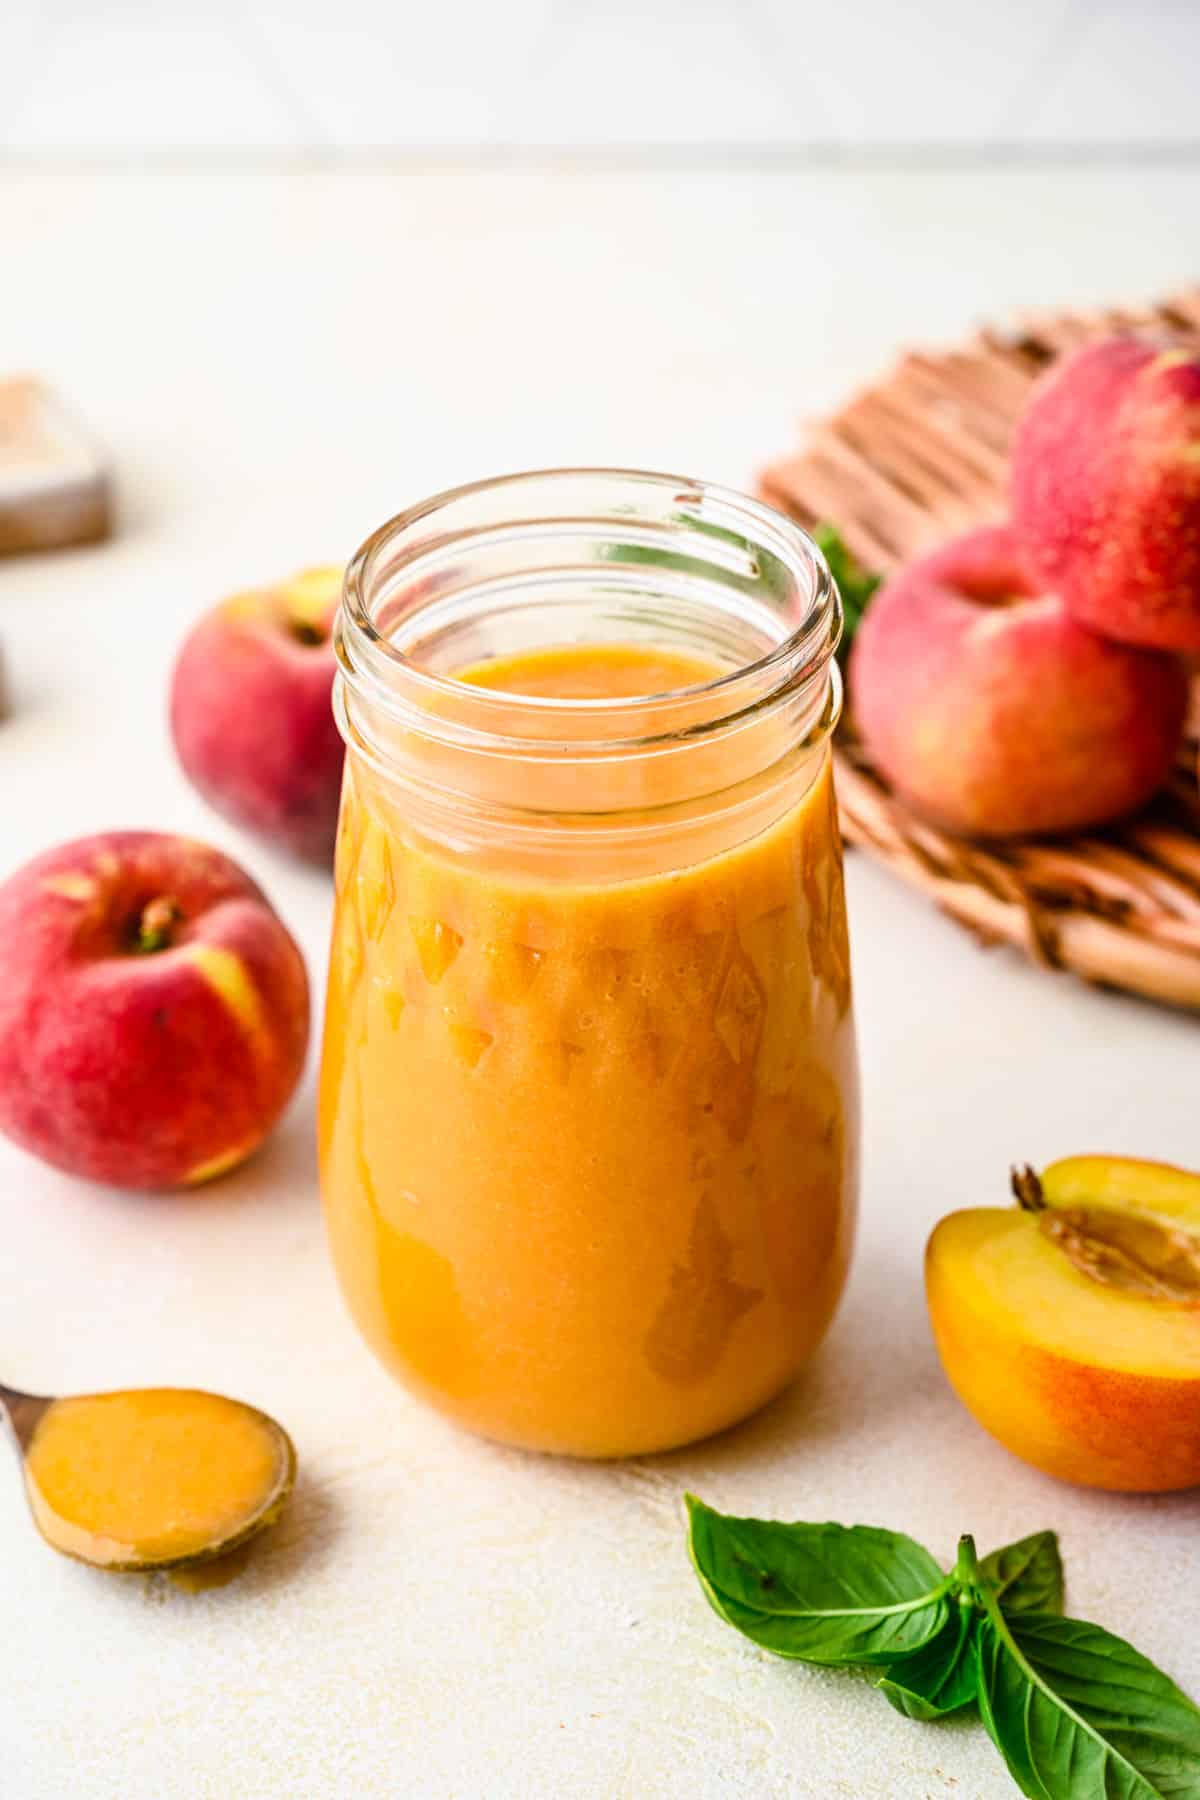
[1012,335,1200,653]
[847,524,1188,838]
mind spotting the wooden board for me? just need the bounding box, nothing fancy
[0,376,111,556]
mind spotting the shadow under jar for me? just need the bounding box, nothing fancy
[320,469,859,1457]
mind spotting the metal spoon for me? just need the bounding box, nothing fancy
[0,1379,296,1574]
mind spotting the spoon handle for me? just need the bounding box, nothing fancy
[0,1383,52,1452]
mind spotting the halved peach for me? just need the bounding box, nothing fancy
[926,1156,1200,1492]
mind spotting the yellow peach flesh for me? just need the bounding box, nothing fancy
[926,1158,1200,1492]
[1040,1153,1200,1226]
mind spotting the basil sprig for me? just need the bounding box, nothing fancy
[811,521,881,668]
[686,1497,1200,1799]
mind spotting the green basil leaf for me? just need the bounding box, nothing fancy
[811,522,881,667]
[685,1495,950,1666]
[980,1530,1064,1616]
[878,1603,978,1720]
[977,1609,1200,1800]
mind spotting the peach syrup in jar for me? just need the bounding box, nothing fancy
[319,470,858,1456]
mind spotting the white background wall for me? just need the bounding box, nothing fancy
[2,0,1199,155]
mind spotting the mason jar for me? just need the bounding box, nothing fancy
[319,469,858,1457]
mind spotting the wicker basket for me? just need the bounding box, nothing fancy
[761,291,1200,1014]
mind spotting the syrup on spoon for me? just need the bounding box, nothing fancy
[0,1381,295,1573]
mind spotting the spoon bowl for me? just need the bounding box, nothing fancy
[1,1380,296,1573]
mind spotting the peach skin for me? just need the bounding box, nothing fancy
[171,567,343,864]
[0,831,309,1189]
[848,524,1188,837]
[926,1155,1200,1492]
[1012,335,1200,652]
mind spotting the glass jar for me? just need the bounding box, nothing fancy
[319,469,858,1457]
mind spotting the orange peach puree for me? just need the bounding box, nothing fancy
[24,1389,290,1567]
[319,643,857,1456]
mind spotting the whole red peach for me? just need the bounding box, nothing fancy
[848,524,1188,837]
[1012,335,1200,651]
[171,567,343,863]
[0,832,309,1189]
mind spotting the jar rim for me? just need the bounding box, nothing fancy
[337,466,841,760]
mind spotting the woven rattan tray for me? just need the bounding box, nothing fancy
[761,291,1200,1014]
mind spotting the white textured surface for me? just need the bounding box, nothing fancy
[2,0,1200,151]
[0,165,1197,1800]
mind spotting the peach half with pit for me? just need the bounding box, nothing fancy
[926,1155,1200,1492]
